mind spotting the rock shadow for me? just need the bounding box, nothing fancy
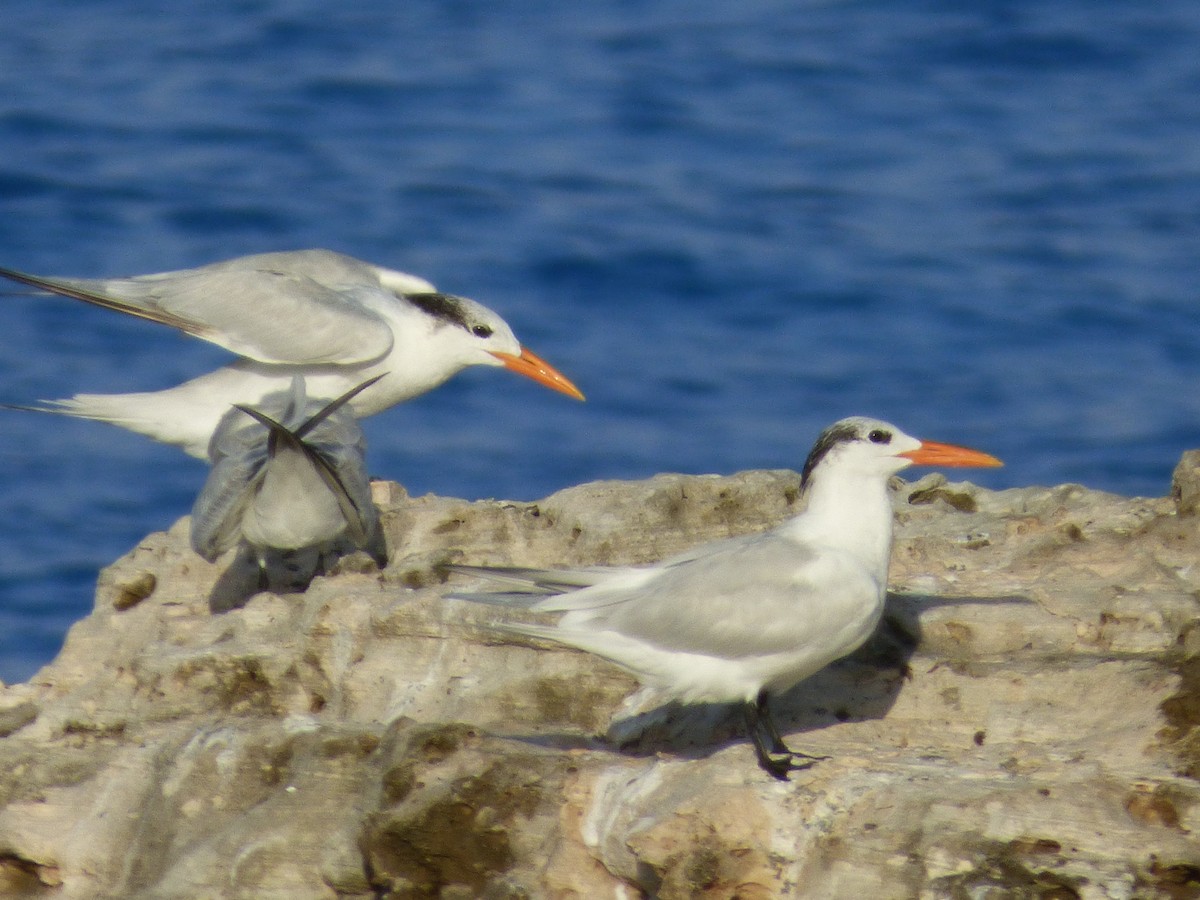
[207,531,388,613]
[495,591,1036,767]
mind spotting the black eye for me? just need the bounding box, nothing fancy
[471,324,493,339]
[868,429,890,444]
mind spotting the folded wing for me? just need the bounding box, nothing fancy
[0,250,426,367]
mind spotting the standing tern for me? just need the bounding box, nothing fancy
[0,249,584,457]
[191,373,384,591]
[451,417,1001,779]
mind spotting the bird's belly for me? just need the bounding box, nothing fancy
[64,361,389,459]
[242,459,346,550]
[760,603,886,695]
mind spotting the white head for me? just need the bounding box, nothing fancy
[398,290,584,400]
[801,416,1001,490]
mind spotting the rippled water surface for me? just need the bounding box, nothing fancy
[1,0,1198,680]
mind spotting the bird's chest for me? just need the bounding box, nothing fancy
[792,549,888,635]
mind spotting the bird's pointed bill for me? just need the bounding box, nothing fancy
[900,441,1003,468]
[490,347,585,401]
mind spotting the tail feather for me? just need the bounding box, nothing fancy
[1,400,64,416]
[446,589,555,609]
[447,563,612,594]
[5,394,153,424]
[3,394,214,459]
[2,397,157,427]
[494,621,569,644]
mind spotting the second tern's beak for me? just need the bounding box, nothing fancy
[899,440,1003,468]
[490,347,585,401]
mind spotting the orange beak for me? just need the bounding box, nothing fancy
[490,347,585,401]
[899,440,1003,468]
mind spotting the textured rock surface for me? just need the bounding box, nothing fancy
[1,467,1199,898]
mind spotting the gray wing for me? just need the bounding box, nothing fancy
[545,535,880,660]
[448,564,625,594]
[0,250,414,366]
[191,402,274,560]
[300,397,378,549]
[307,435,378,548]
[190,445,267,561]
[447,564,632,610]
[447,534,769,609]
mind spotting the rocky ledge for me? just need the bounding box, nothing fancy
[1,461,1200,899]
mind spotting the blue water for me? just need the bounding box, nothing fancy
[0,0,1197,682]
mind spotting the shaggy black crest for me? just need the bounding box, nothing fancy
[800,421,862,488]
[406,292,472,331]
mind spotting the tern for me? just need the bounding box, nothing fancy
[0,249,584,457]
[451,417,1001,779]
[191,373,384,590]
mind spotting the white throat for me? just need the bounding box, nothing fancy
[779,466,897,579]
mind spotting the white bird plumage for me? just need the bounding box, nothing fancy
[451,416,1002,779]
[0,249,583,457]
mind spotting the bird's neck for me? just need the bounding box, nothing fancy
[780,470,896,577]
[383,309,471,396]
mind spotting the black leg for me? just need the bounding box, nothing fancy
[744,690,829,780]
[744,700,793,780]
[756,689,791,754]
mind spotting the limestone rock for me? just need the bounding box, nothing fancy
[1173,450,1200,516]
[0,467,1198,898]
